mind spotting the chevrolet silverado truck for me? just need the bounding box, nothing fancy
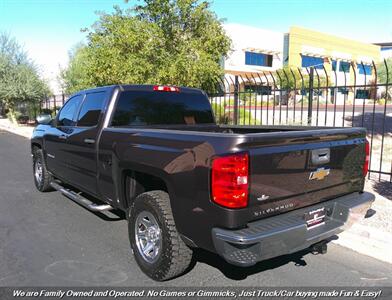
[31,84,374,281]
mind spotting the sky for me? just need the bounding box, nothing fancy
[1,0,391,93]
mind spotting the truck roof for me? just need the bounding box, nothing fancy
[72,84,206,96]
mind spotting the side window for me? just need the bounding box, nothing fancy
[57,95,83,126]
[77,92,106,127]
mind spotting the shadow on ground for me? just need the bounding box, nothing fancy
[187,237,337,281]
[345,113,392,135]
[371,180,392,200]
[68,190,339,281]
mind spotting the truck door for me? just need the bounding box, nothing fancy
[64,91,108,196]
[44,94,83,176]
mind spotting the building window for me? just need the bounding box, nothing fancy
[339,61,351,73]
[244,85,272,95]
[356,89,370,99]
[332,60,337,71]
[301,55,324,69]
[357,64,372,75]
[338,87,349,95]
[245,52,273,67]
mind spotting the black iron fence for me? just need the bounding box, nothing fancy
[40,60,391,182]
[205,60,391,182]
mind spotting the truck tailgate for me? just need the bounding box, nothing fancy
[244,128,366,222]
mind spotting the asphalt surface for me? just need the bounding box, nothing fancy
[0,129,391,287]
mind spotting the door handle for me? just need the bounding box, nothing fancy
[311,148,330,165]
[58,135,67,140]
[84,138,95,144]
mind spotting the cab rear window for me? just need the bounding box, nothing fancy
[111,90,214,126]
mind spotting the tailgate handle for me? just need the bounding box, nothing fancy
[311,148,330,165]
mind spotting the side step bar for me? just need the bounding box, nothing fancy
[50,182,113,212]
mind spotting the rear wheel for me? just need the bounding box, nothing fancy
[128,190,193,281]
[32,148,53,192]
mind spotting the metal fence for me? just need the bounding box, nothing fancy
[40,60,391,182]
[205,60,391,182]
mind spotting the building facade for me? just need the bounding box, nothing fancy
[223,24,284,75]
[223,24,284,92]
[374,42,392,59]
[285,26,380,104]
[223,25,381,103]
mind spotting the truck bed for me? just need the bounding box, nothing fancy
[99,124,366,249]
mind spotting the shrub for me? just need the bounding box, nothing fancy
[40,108,53,115]
[17,115,29,124]
[6,110,21,123]
[377,98,386,105]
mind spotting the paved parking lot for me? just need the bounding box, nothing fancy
[0,129,391,287]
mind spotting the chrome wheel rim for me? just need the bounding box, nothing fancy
[34,159,43,184]
[134,211,162,263]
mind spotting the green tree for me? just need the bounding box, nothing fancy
[277,66,329,90]
[59,43,91,94]
[61,0,231,92]
[0,33,50,121]
[275,66,330,104]
[377,58,392,98]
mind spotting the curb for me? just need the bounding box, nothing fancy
[0,121,33,139]
[1,121,390,264]
[333,223,392,264]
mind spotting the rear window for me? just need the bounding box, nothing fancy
[111,90,214,126]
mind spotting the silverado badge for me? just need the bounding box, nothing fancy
[309,167,330,181]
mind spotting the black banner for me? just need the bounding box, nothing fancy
[0,287,391,300]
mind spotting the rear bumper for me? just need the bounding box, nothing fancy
[211,192,374,266]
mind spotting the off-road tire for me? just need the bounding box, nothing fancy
[128,190,193,281]
[32,148,53,192]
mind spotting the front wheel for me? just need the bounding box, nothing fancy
[32,148,53,192]
[128,190,193,281]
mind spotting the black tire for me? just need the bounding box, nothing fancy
[32,148,53,192]
[128,190,193,281]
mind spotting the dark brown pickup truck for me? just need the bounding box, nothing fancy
[31,84,374,281]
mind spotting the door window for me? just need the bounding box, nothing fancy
[57,95,83,126]
[77,92,106,127]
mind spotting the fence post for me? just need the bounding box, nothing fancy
[53,95,56,116]
[307,67,314,125]
[234,75,239,125]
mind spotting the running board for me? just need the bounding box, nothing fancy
[50,182,113,212]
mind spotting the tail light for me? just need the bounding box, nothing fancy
[211,152,249,209]
[363,139,370,177]
[153,85,180,92]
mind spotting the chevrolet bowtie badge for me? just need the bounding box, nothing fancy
[309,167,330,181]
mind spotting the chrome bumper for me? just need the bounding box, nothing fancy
[212,192,375,266]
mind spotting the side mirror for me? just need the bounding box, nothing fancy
[36,114,52,125]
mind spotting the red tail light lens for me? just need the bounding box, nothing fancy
[211,152,249,209]
[363,139,370,177]
[153,85,180,92]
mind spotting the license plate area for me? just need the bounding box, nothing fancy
[305,207,326,229]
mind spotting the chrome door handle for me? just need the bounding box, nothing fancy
[311,148,330,165]
[84,138,95,144]
[58,135,67,140]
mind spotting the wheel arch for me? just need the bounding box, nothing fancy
[121,169,173,210]
[31,142,42,153]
